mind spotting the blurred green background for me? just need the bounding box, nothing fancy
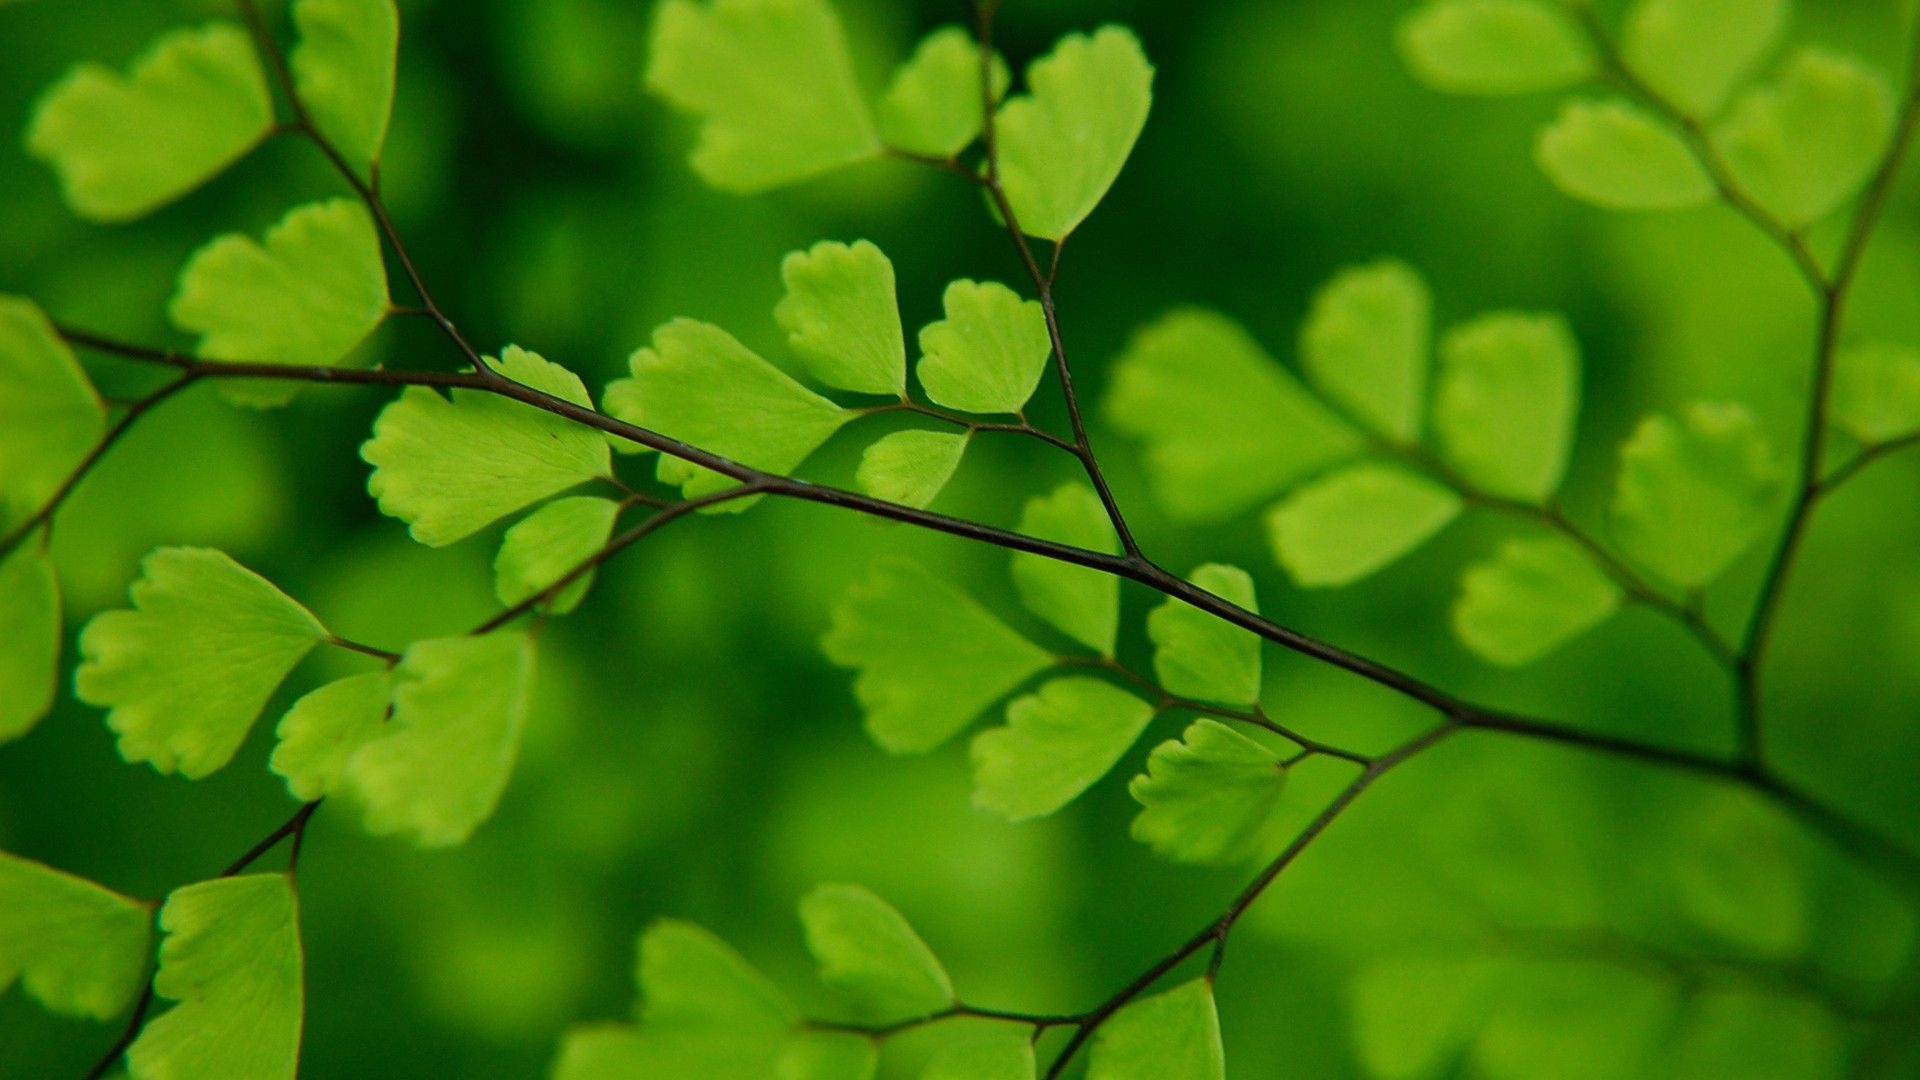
[3,0,1919,1076]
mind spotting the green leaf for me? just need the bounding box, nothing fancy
[878,27,1009,159]
[1129,719,1286,865]
[970,677,1156,822]
[0,295,107,521]
[25,23,274,222]
[343,632,534,846]
[1299,260,1432,443]
[1832,342,1920,445]
[363,346,611,545]
[822,558,1052,754]
[1105,310,1363,523]
[269,671,392,802]
[775,240,906,396]
[854,430,969,510]
[0,851,151,1020]
[779,1033,876,1080]
[924,1036,1037,1080]
[1713,49,1897,228]
[1145,564,1262,707]
[1266,462,1462,587]
[169,198,390,408]
[916,280,1052,416]
[1433,312,1581,502]
[290,0,399,175]
[1348,953,1500,1080]
[1468,961,1675,1080]
[1670,993,1843,1080]
[1010,484,1120,655]
[993,26,1154,240]
[494,496,621,615]
[1621,0,1789,117]
[799,884,953,1021]
[1452,537,1622,667]
[0,545,61,744]
[645,0,879,193]
[1086,978,1224,1080]
[76,547,328,779]
[128,874,303,1080]
[1397,0,1593,96]
[1535,99,1714,211]
[604,319,851,504]
[1612,403,1784,588]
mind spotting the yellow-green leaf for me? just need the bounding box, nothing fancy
[1145,564,1262,707]
[0,545,61,743]
[1266,462,1462,587]
[1611,403,1784,588]
[0,295,107,521]
[971,677,1155,822]
[269,671,392,802]
[799,884,953,1021]
[1535,99,1714,211]
[854,430,969,510]
[1299,260,1431,443]
[0,851,151,1020]
[878,27,1009,160]
[291,0,400,175]
[1397,0,1593,96]
[916,280,1052,416]
[1832,342,1920,445]
[1086,978,1224,1080]
[1130,719,1286,865]
[494,495,622,615]
[1713,49,1897,228]
[1010,483,1120,655]
[1621,0,1789,117]
[1432,312,1581,503]
[1452,536,1622,667]
[775,240,906,396]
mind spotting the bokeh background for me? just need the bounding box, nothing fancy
[3,0,1919,1076]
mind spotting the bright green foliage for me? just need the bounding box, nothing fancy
[779,1033,876,1080]
[1129,719,1286,865]
[363,346,611,545]
[1452,537,1622,667]
[1267,462,1462,587]
[1612,403,1784,588]
[970,677,1156,821]
[1010,484,1120,655]
[854,430,969,509]
[645,0,879,194]
[269,672,392,801]
[1087,978,1224,1080]
[1397,0,1593,96]
[1105,310,1362,522]
[0,851,151,1020]
[0,295,106,520]
[1433,312,1580,502]
[1831,342,1920,444]
[169,198,390,407]
[1621,0,1789,117]
[0,546,60,742]
[1669,993,1844,1080]
[1713,50,1897,228]
[878,27,1008,159]
[605,319,851,501]
[1145,564,1261,707]
[291,0,398,176]
[493,496,621,615]
[128,874,304,1080]
[1299,260,1431,443]
[822,559,1052,754]
[1348,953,1500,1079]
[798,883,953,1021]
[916,280,1052,416]
[25,23,274,222]
[924,1036,1037,1080]
[76,547,329,778]
[1467,961,1675,1079]
[776,240,905,397]
[993,27,1154,240]
[1534,100,1714,211]
[343,632,534,846]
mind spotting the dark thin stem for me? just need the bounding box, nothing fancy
[326,636,401,664]
[80,983,153,1080]
[807,1002,1082,1039]
[877,400,1081,453]
[1817,433,1920,495]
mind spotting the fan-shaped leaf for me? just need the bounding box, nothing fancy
[169,198,390,407]
[645,0,879,193]
[1011,484,1120,655]
[916,280,1051,416]
[924,1036,1037,1080]
[363,346,611,545]
[878,27,1009,159]
[343,632,535,846]
[799,884,953,1021]
[1087,978,1224,1080]
[1266,462,1462,587]
[1397,0,1592,96]
[1105,310,1363,522]
[1612,403,1784,588]
[1535,100,1714,211]
[76,547,328,779]
[993,26,1154,240]
[1146,564,1261,707]
[854,430,969,510]
[290,0,399,175]
[1130,719,1286,865]
[1713,50,1897,228]
[25,23,274,222]
[0,851,151,1020]
[1349,953,1501,1080]
[775,240,906,397]
[269,671,392,802]
[1433,312,1580,502]
[0,295,106,521]
[494,495,621,615]
[1452,537,1621,667]
[0,545,60,744]
[971,677,1155,822]
[1832,342,1920,445]
[127,874,304,1080]
[1299,260,1431,443]
[1621,0,1789,117]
